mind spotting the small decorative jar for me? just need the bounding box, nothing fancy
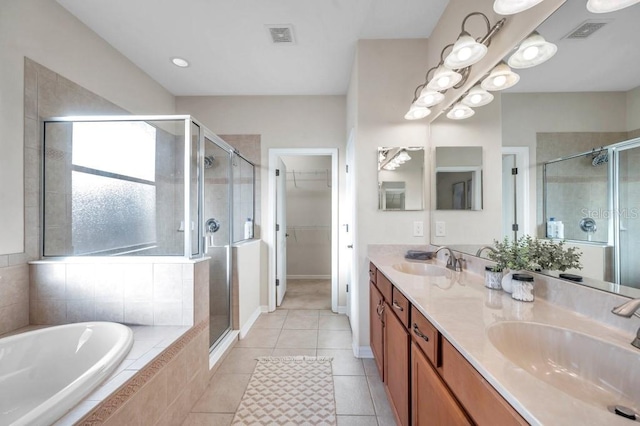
[511,273,535,302]
[484,266,503,290]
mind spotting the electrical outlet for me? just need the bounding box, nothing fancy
[435,221,446,237]
[413,221,424,237]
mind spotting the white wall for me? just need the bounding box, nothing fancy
[0,0,175,255]
[235,240,263,336]
[627,86,640,131]
[351,39,431,352]
[175,96,347,306]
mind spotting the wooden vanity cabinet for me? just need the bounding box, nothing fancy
[384,301,410,426]
[412,342,471,426]
[370,266,529,426]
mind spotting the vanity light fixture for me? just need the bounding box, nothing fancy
[461,85,494,107]
[493,0,545,15]
[404,104,431,120]
[508,31,557,68]
[447,102,475,120]
[405,12,506,121]
[587,0,640,13]
[426,65,463,91]
[396,151,412,163]
[171,57,190,68]
[481,62,520,91]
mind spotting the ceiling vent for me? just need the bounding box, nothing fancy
[564,20,610,39]
[266,25,296,44]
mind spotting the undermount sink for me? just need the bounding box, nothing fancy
[488,321,640,412]
[392,262,450,277]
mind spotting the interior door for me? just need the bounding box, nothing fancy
[276,157,288,306]
[345,132,355,318]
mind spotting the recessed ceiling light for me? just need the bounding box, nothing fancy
[171,57,190,68]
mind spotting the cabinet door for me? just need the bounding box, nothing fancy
[412,342,471,426]
[384,304,410,426]
[369,281,385,379]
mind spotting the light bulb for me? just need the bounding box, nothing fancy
[455,109,465,118]
[493,75,507,87]
[437,76,451,88]
[470,94,483,105]
[522,45,539,60]
[457,46,472,62]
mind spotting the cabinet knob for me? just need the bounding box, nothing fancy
[413,323,429,342]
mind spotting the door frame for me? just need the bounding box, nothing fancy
[268,148,339,312]
[502,146,530,237]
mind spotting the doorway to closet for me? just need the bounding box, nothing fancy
[268,148,339,313]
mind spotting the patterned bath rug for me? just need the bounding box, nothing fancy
[232,356,336,425]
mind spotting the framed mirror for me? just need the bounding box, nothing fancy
[377,147,425,211]
[435,146,482,210]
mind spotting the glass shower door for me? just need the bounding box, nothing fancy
[203,136,233,348]
[616,142,640,289]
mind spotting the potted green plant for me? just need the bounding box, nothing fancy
[530,239,582,273]
[487,236,537,293]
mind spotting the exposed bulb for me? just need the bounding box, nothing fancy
[469,94,483,105]
[493,75,507,87]
[457,46,472,62]
[522,45,539,60]
[437,76,451,88]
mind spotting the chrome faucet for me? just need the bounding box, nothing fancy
[435,246,462,272]
[475,245,497,257]
[612,298,640,349]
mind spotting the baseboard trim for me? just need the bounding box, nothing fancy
[354,345,374,359]
[260,305,270,313]
[287,275,331,280]
[209,330,239,370]
[337,305,347,314]
[240,306,263,339]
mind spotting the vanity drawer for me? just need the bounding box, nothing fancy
[376,270,393,302]
[410,306,439,366]
[391,287,410,328]
[441,339,527,426]
[369,262,377,284]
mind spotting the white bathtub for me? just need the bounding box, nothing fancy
[0,322,133,426]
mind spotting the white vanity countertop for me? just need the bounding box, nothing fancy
[369,253,639,426]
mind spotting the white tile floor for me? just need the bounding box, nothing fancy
[183,309,397,426]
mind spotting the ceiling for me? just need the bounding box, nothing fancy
[55,0,640,97]
[56,0,449,96]
[507,0,640,93]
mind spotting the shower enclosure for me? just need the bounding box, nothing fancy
[543,136,640,288]
[42,116,255,351]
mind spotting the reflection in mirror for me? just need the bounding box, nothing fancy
[377,147,424,211]
[435,147,482,210]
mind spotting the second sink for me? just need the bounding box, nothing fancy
[488,321,640,413]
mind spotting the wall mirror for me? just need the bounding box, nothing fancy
[377,147,424,211]
[435,146,482,210]
[432,1,640,297]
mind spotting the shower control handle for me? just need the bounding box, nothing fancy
[206,218,220,233]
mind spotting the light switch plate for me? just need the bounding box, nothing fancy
[413,221,424,237]
[435,221,446,237]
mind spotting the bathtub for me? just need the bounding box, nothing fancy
[0,322,133,426]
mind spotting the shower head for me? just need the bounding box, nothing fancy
[204,155,215,169]
[592,151,608,166]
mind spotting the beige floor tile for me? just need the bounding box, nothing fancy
[283,314,319,330]
[271,348,317,357]
[367,374,394,418]
[317,349,364,376]
[318,309,337,316]
[287,309,321,317]
[318,329,352,349]
[275,329,319,348]
[252,314,286,329]
[181,413,234,426]
[279,280,331,310]
[216,347,272,374]
[362,358,379,377]
[319,315,351,330]
[377,416,398,426]
[190,373,251,413]
[234,327,280,348]
[337,415,380,426]
[334,376,376,416]
[269,309,289,316]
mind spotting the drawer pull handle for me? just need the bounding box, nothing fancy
[413,323,429,342]
[392,300,404,311]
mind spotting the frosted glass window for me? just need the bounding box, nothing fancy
[72,122,156,181]
[72,172,156,254]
